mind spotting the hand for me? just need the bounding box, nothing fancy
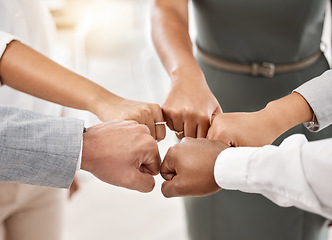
[160,137,229,198]
[81,120,161,193]
[207,111,279,147]
[94,97,166,141]
[207,92,314,147]
[162,76,222,139]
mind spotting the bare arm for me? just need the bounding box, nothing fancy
[0,41,107,114]
[152,0,221,138]
[207,66,332,147]
[152,0,198,78]
[207,92,314,147]
[0,40,165,140]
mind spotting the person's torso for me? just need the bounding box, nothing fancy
[192,0,328,64]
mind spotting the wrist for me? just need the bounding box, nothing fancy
[263,92,313,136]
[86,87,122,120]
[81,129,94,173]
[169,62,207,87]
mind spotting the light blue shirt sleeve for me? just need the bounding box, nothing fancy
[0,105,84,188]
[294,70,332,132]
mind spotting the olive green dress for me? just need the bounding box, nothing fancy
[185,0,331,239]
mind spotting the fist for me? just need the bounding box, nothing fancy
[81,120,161,193]
[160,137,229,198]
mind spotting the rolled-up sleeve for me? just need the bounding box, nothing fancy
[294,70,332,132]
[0,31,19,59]
[0,31,19,85]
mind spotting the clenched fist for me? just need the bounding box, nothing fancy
[160,137,229,198]
[81,120,161,193]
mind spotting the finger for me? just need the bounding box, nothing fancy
[206,121,216,139]
[161,177,181,198]
[197,120,210,138]
[136,123,151,136]
[160,147,177,180]
[160,158,176,181]
[117,119,139,126]
[207,127,232,146]
[131,170,156,193]
[184,121,197,138]
[173,119,184,139]
[173,119,184,133]
[211,107,223,123]
[206,113,220,139]
[141,149,162,176]
[174,131,184,140]
[155,124,166,142]
[153,106,166,141]
[144,111,156,139]
[162,108,175,130]
[206,127,214,139]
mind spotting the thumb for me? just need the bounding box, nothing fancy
[139,139,161,175]
[129,169,156,193]
[206,125,214,139]
[160,152,176,181]
[140,152,162,176]
[211,106,223,123]
[161,177,181,198]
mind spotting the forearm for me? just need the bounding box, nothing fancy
[151,0,205,85]
[262,69,332,135]
[0,105,84,188]
[261,92,313,138]
[0,40,121,117]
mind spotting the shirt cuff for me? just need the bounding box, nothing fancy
[293,70,332,132]
[214,147,258,192]
[76,127,86,171]
[76,136,83,171]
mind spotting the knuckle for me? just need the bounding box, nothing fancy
[126,120,139,125]
[166,146,177,157]
[183,108,195,119]
[152,103,162,111]
[142,105,153,115]
[181,137,192,144]
[200,115,210,124]
[165,108,180,118]
[142,136,158,150]
[131,112,142,123]
[137,124,151,134]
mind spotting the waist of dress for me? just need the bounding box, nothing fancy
[196,44,322,78]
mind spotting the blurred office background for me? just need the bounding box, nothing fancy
[43,0,331,239]
[46,0,189,239]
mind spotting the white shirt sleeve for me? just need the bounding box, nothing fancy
[0,31,19,59]
[215,134,332,220]
[294,70,332,132]
[0,31,19,85]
